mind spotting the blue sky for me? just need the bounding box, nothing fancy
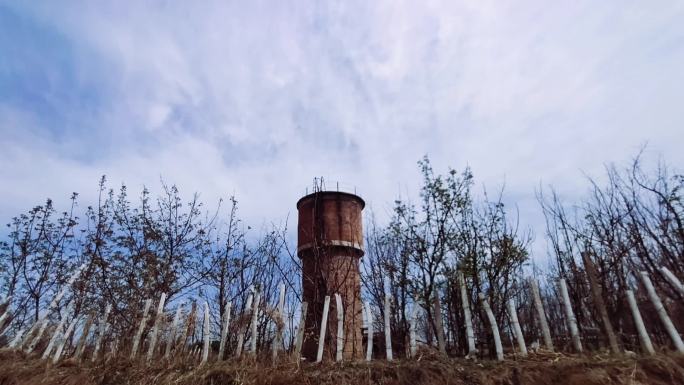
[1,1,683,262]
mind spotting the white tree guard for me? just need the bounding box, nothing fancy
[53,315,79,363]
[479,293,503,361]
[130,298,153,359]
[409,297,419,358]
[507,298,527,357]
[91,304,112,362]
[458,271,477,356]
[364,301,373,361]
[179,303,197,354]
[0,295,12,334]
[19,322,38,349]
[42,323,61,359]
[74,312,95,361]
[236,287,254,358]
[250,290,261,355]
[384,296,393,361]
[23,263,87,351]
[625,289,655,355]
[218,301,232,361]
[42,301,74,359]
[529,277,554,351]
[640,271,684,352]
[0,314,9,336]
[25,319,49,353]
[165,302,184,359]
[272,283,286,362]
[294,302,308,361]
[0,295,9,312]
[201,301,210,364]
[660,267,684,298]
[334,293,344,362]
[146,293,167,362]
[109,338,118,358]
[316,295,331,363]
[433,292,446,354]
[49,263,87,311]
[559,279,583,353]
[8,327,27,348]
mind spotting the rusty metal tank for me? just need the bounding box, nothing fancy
[297,190,365,361]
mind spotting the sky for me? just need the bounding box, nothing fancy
[1,1,683,262]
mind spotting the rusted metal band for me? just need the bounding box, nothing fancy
[297,240,364,253]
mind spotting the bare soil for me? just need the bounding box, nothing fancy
[1,349,683,385]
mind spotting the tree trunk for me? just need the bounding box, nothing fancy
[218,301,231,361]
[479,293,503,361]
[91,304,111,362]
[294,302,308,362]
[130,298,152,359]
[625,289,654,355]
[507,299,527,357]
[146,292,167,362]
[316,295,330,363]
[74,312,95,361]
[639,271,684,353]
[459,271,477,357]
[660,267,684,298]
[582,253,620,354]
[529,277,553,351]
[165,303,184,359]
[334,293,344,362]
[559,279,583,353]
[433,291,447,354]
[384,296,393,361]
[409,298,419,358]
[201,301,210,364]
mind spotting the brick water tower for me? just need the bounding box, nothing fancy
[297,183,365,361]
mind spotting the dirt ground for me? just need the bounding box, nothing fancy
[1,349,683,385]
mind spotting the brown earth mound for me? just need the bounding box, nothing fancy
[0,349,683,385]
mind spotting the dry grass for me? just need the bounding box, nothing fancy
[1,349,683,385]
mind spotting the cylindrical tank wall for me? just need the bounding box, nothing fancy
[297,191,365,361]
[297,191,364,256]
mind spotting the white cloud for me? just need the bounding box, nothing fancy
[1,0,683,261]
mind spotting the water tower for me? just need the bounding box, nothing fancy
[297,181,365,361]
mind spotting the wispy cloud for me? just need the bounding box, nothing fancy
[1,1,683,259]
